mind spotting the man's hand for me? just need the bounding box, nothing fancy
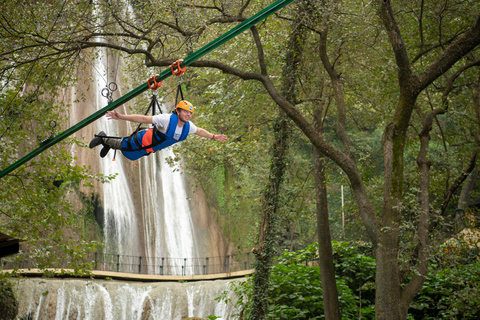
[213,134,228,143]
[105,110,121,120]
[195,128,228,143]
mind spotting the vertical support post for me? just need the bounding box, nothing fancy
[247,252,250,269]
[206,257,209,274]
[161,257,164,275]
[341,184,345,240]
[94,252,98,270]
[138,256,142,274]
[116,254,120,272]
[184,258,187,275]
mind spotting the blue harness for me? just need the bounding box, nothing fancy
[120,113,190,161]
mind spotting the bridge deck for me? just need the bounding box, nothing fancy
[2,268,254,282]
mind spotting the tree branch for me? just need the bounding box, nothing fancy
[439,151,478,216]
[379,0,418,89]
[419,14,480,90]
[402,107,444,303]
[318,21,356,162]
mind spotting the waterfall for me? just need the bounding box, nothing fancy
[92,46,201,272]
[93,48,141,256]
[159,149,198,262]
[15,278,242,320]
[139,149,200,275]
[34,2,232,318]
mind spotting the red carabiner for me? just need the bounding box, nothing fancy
[170,59,186,76]
[147,75,162,90]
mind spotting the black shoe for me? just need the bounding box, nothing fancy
[100,146,111,158]
[89,131,106,148]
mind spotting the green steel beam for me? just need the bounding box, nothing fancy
[0,0,295,179]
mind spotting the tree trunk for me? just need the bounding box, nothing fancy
[250,113,289,320]
[313,98,342,320]
[314,148,341,320]
[249,4,308,318]
[375,235,407,319]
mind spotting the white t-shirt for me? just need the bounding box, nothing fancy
[152,113,197,140]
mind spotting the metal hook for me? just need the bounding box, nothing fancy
[177,74,184,85]
[101,82,117,103]
[109,82,118,92]
[49,120,57,131]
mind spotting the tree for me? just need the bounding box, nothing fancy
[0,0,112,272]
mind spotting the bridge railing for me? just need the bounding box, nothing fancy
[1,251,256,276]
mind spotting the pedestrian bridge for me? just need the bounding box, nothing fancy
[3,268,254,282]
[1,251,256,281]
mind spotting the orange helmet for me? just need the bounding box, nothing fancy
[176,100,194,114]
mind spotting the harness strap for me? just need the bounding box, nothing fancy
[132,132,143,149]
[175,83,184,107]
[94,134,122,139]
[120,129,168,152]
[135,94,163,133]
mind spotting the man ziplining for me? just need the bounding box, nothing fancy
[0,0,294,179]
[89,100,228,160]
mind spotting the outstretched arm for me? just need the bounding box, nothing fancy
[195,128,228,143]
[105,110,153,124]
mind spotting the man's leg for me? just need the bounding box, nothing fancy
[89,132,123,158]
[102,137,123,149]
[100,136,123,158]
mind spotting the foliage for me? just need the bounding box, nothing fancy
[0,274,18,320]
[228,243,375,320]
[332,241,376,315]
[0,1,114,273]
[409,260,480,320]
[265,244,357,320]
[225,242,480,319]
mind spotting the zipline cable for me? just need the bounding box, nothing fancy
[0,0,296,179]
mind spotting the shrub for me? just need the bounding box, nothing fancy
[0,275,18,320]
[409,260,480,320]
[230,242,374,319]
[227,241,480,320]
[266,244,357,319]
[332,240,376,317]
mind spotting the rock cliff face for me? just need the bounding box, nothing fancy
[65,49,228,269]
[14,277,242,319]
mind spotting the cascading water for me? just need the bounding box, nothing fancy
[93,48,141,256]
[92,51,201,271]
[15,277,242,319]
[159,149,199,261]
[139,148,200,275]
